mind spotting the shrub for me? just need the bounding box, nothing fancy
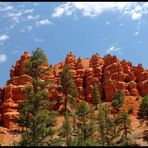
[128,107,134,114]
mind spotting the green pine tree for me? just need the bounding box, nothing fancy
[106,114,122,146]
[17,48,58,146]
[92,84,100,107]
[112,90,125,112]
[59,65,79,146]
[97,98,122,146]
[69,81,79,135]
[75,100,96,146]
[97,102,111,146]
[115,111,132,146]
[59,110,72,146]
[59,65,78,111]
[137,95,148,126]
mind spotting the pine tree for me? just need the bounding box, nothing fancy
[59,65,79,146]
[97,97,122,146]
[137,95,148,126]
[87,104,98,145]
[112,90,125,112]
[59,110,72,146]
[92,84,100,107]
[97,102,111,146]
[115,111,132,146]
[106,114,123,146]
[60,65,78,111]
[17,48,58,146]
[75,100,96,146]
[69,81,79,135]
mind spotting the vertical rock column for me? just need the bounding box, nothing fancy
[75,57,85,100]
[103,55,128,101]
[65,52,77,81]
[89,53,104,100]
[85,67,94,102]
[1,51,32,130]
[137,69,148,96]
[0,88,4,124]
[121,60,139,96]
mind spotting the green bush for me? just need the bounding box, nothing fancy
[137,95,148,121]
[128,107,134,114]
[112,90,125,111]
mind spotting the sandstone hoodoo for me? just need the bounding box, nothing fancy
[0,51,148,130]
[0,52,32,129]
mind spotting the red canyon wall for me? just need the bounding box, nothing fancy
[0,51,148,129]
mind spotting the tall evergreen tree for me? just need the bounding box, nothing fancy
[17,48,58,146]
[115,111,132,146]
[107,113,125,146]
[92,84,100,107]
[59,65,79,146]
[59,65,78,111]
[137,95,148,126]
[97,102,110,146]
[75,100,96,146]
[59,110,72,146]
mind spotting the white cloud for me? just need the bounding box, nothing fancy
[0,34,9,41]
[51,3,73,17]
[26,25,32,31]
[8,12,22,17]
[34,38,43,42]
[0,5,13,11]
[105,21,110,25]
[131,12,142,20]
[7,12,23,24]
[23,9,34,14]
[20,25,32,32]
[12,17,20,23]
[20,29,25,32]
[134,31,139,36]
[36,19,53,26]
[0,54,7,63]
[107,46,121,53]
[27,15,39,20]
[51,2,148,21]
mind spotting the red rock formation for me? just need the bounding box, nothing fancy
[89,53,104,99]
[138,70,148,96]
[65,51,77,80]
[50,52,148,103]
[0,88,4,124]
[103,54,127,101]
[85,67,94,102]
[0,51,148,130]
[85,53,104,102]
[1,52,32,130]
[75,57,85,100]
[0,88,4,103]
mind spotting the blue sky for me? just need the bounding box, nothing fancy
[0,2,148,86]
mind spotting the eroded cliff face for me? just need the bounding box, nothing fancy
[54,52,148,101]
[0,52,32,130]
[0,51,148,129]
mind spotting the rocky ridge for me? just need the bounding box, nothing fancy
[0,51,148,130]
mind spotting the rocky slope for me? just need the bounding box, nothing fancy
[0,51,148,130]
